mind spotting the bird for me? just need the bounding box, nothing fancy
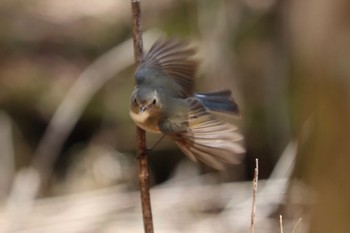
[129,38,245,170]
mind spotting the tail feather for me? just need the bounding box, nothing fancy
[195,90,240,115]
[171,98,245,170]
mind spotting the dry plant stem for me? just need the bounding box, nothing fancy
[250,158,259,233]
[279,215,284,233]
[132,0,144,65]
[131,1,154,233]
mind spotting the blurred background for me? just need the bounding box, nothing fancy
[0,0,349,232]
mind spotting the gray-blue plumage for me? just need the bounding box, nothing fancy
[195,90,240,115]
[130,38,245,170]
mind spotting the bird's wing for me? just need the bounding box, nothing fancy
[136,38,198,97]
[169,98,245,170]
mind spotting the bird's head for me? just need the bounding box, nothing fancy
[130,87,162,117]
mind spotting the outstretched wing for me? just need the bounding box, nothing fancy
[170,98,245,170]
[136,38,198,97]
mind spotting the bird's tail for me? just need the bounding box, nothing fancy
[195,90,240,115]
[170,98,245,170]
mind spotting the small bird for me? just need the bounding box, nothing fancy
[130,38,245,170]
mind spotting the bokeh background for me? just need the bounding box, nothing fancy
[0,0,349,232]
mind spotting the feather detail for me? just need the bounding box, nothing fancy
[170,98,245,170]
[195,90,240,115]
[137,38,198,97]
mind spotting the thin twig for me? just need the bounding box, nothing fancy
[131,1,154,233]
[279,215,284,233]
[250,158,259,233]
[291,218,302,233]
[148,134,166,152]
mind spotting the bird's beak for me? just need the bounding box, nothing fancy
[140,106,147,112]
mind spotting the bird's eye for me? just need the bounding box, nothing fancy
[152,99,157,105]
[133,98,137,104]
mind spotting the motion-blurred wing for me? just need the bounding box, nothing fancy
[136,38,198,97]
[170,98,245,170]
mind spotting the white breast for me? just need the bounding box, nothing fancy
[129,110,161,133]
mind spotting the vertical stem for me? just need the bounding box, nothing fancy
[250,158,259,233]
[131,1,154,233]
[131,0,144,65]
[279,215,284,233]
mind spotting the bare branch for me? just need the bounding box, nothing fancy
[279,215,284,233]
[131,1,154,233]
[250,158,259,233]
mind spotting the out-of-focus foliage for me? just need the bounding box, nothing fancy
[0,0,349,232]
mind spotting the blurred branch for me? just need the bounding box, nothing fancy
[0,112,15,198]
[279,215,284,233]
[33,37,132,185]
[4,168,40,232]
[291,218,302,233]
[5,30,160,206]
[32,31,159,189]
[131,1,154,233]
